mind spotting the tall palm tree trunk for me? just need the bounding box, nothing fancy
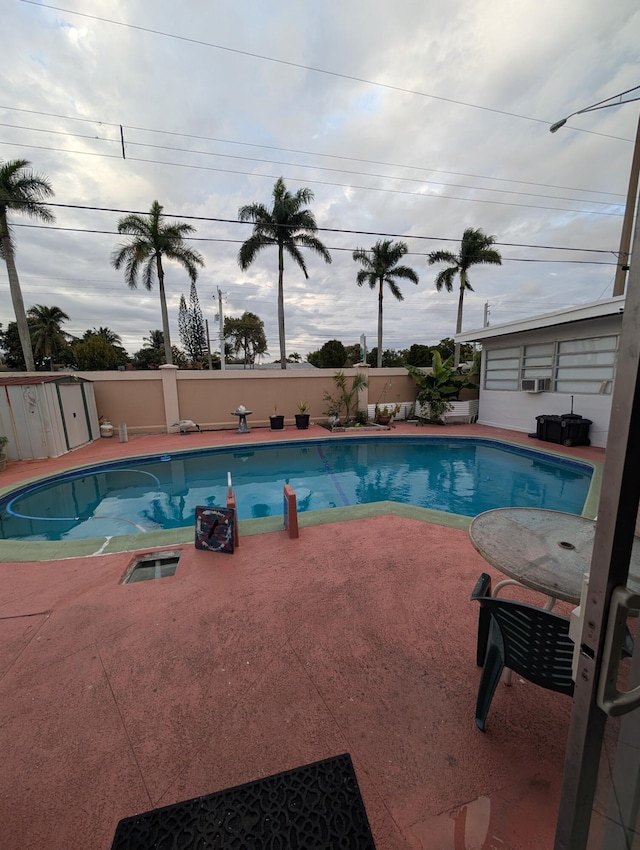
[377,277,384,368]
[0,216,35,371]
[454,271,467,367]
[155,253,173,365]
[277,241,287,369]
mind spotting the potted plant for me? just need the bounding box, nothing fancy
[269,405,285,431]
[0,435,8,472]
[295,401,310,430]
[407,352,478,424]
[374,402,400,426]
[322,371,368,428]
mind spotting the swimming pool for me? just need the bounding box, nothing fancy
[0,437,594,543]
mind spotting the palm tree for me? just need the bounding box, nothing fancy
[90,326,123,346]
[224,311,268,368]
[144,329,165,352]
[27,304,70,368]
[111,201,204,366]
[0,159,55,371]
[81,327,128,367]
[428,227,502,366]
[237,177,331,369]
[352,239,419,368]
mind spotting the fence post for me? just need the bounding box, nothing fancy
[226,490,240,547]
[283,484,299,539]
[355,363,370,415]
[159,365,180,432]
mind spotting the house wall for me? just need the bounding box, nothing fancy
[476,314,620,448]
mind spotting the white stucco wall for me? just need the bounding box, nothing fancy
[473,313,620,449]
[476,390,611,447]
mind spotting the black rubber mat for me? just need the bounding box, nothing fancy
[110,752,377,849]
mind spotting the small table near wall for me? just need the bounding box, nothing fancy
[469,508,640,606]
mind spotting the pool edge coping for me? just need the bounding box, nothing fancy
[0,433,601,562]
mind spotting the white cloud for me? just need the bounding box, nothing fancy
[1,0,637,360]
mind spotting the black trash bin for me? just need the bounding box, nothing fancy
[534,413,592,447]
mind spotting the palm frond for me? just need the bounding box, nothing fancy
[238,234,270,270]
[117,214,150,238]
[435,267,457,292]
[355,268,374,287]
[283,242,309,278]
[428,250,457,267]
[238,202,269,223]
[387,279,404,301]
[142,256,156,291]
[294,232,332,263]
[0,159,55,224]
[163,243,204,280]
[388,265,419,285]
[475,249,502,266]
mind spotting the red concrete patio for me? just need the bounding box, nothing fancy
[0,424,605,849]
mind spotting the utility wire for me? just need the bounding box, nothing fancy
[10,222,617,264]
[19,1,634,143]
[13,206,620,254]
[0,137,624,213]
[3,122,622,205]
[123,140,628,206]
[2,139,622,216]
[0,106,627,198]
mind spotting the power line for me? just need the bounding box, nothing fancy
[1,139,624,217]
[12,218,620,260]
[8,119,625,204]
[7,198,623,257]
[117,139,630,207]
[1,106,627,198]
[5,121,623,205]
[0,121,118,144]
[19,1,635,143]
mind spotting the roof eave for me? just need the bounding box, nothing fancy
[455,295,625,343]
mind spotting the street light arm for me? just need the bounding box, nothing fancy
[550,87,640,133]
[550,86,640,298]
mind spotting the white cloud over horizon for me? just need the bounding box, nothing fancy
[1,0,638,361]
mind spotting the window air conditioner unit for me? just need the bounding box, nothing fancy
[521,378,551,392]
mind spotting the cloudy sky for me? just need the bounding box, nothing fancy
[1,0,638,361]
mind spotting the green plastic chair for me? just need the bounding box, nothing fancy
[471,573,575,731]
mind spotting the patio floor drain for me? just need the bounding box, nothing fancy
[122,550,182,583]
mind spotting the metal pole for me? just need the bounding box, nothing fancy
[613,112,640,296]
[217,287,226,371]
[205,319,213,370]
[554,170,640,850]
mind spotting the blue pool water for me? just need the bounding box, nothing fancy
[0,437,593,542]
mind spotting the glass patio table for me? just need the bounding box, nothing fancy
[468,508,640,606]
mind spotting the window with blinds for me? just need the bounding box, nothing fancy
[484,335,618,393]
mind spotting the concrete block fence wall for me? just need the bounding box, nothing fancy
[74,366,420,435]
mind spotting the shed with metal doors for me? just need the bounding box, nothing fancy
[0,375,99,460]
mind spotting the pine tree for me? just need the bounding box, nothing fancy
[178,281,207,363]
